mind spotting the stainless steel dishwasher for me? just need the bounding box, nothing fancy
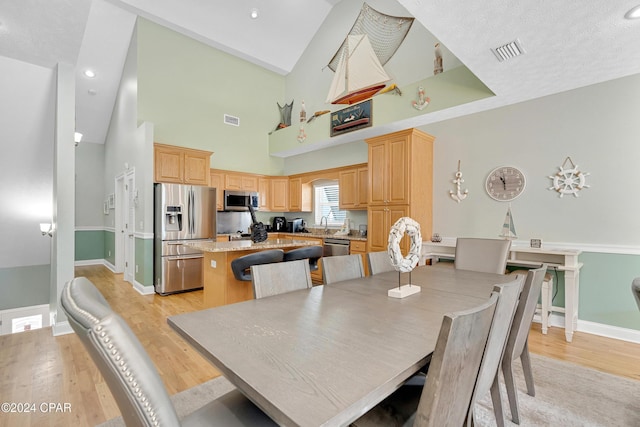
[323,237,350,257]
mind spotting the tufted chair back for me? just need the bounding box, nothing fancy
[61,277,180,427]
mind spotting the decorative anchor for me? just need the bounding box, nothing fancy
[449,160,469,203]
[411,86,430,110]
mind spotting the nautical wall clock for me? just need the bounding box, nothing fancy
[485,166,526,201]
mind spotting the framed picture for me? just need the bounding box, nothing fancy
[103,201,109,215]
[330,99,372,137]
[108,193,115,209]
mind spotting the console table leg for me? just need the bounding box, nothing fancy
[564,269,580,342]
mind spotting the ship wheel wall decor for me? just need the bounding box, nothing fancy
[548,156,590,198]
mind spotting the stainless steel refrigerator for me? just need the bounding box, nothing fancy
[154,183,216,295]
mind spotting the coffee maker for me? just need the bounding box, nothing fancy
[272,216,286,232]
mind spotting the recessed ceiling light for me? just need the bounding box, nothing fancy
[250,8,259,19]
[625,5,640,19]
[83,69,96,78]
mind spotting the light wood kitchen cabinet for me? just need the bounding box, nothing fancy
[366,129,434,254]
[209,170,225,211]
[154,143,212,185]
[289,177,302,211]
[225,173,258,191]
[349,240,369,276]
[270,178,289,211]
[288,177,312,212]
[339,165,368,210]
[258,177,271,211]
[368,205,410,253]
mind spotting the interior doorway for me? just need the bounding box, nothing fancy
[115,169,136,284]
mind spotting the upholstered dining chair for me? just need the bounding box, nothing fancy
[322,254,365,284]
[352,292,500,427]
[367,251,396,275]
[283,245,323,272]
[454,237,511,274]
[501,265,547,424]
[230,249,284,282]
[467,277,524,427]
[632,278,640,311]
[60,277,276,427]
[251,259,312,299]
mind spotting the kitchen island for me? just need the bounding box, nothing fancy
[184,239,321,308]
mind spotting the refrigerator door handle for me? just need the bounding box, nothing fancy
[165,254,203,261]
[190,189,196,235]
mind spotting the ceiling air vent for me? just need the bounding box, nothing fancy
[224,114,240,126]
[492,39,525,62]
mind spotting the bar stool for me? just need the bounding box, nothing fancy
[231,249,284,282]
[510,269,554,334]
[283,246,323,271]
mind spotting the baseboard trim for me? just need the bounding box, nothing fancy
[577,319,640,344]
[75,259,103,266]
[74,259,117,273]
[52,320,73,336]
[133,280,155,295]
[532,312,640,344]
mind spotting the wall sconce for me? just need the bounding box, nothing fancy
[74,132,83,147]
[40,223,53,237]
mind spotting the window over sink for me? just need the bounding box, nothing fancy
[314,182,346,226]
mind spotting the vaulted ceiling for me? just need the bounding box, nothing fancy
[2,0,640,146]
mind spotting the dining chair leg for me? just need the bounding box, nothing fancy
[502,356,521,425]
[520,340,536,396]
[490,374,505,427]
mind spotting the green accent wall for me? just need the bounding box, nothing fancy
[137,18,286,175]
[0,265,50,310]
[135,237,154,287]
[105,230,115,266]
[75,230,105,261]
[579,252,640,329]
[270,66,494,155]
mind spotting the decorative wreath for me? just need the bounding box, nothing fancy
[387,217,422,273]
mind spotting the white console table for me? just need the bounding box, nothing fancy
[421,241,583,342]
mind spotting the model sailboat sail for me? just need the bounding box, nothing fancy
[326,34,390,105]
[500,206,517,240]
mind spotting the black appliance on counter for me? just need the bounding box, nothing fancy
[286,218,304,233]
[272,216,286,232]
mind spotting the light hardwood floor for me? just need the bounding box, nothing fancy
[1,264,639,427]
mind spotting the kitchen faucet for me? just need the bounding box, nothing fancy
[320,216,329,234]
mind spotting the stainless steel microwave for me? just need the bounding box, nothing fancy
[223,190,259,211]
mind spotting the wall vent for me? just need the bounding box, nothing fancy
[224,114,240,126]
[492,39,525,62]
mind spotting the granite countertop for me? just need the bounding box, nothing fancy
[278,232,367,242]
[184,238,321,253]
[216,232,367,242]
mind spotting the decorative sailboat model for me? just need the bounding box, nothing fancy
[326,34,390,105]
[500,205,518,240]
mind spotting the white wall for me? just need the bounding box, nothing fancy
[423,72,640,246]
[0,56,55,268]
[75,142,106,227]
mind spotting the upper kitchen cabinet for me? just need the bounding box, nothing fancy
[154,143,212,186]
[209,170,225,211]
[366,129,434,206]
[366,129,434,252]
[288,177,312,212]
[258,177,271,211]
[339,164,368,210]
[225,173,258,191]
[270,178,289,212]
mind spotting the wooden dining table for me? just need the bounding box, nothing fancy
[167,263,513,426]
